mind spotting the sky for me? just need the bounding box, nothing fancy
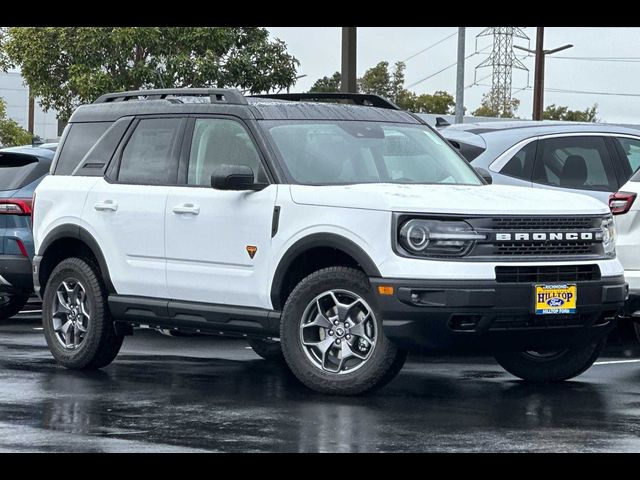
[267,27,640,124]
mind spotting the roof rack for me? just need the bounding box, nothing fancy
[249,92,400,110]
[93,88,247,105]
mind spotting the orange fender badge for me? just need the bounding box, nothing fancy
[246,245,258,259]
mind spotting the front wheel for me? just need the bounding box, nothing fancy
[42,257,124,370]
[280,267,406,395]
[494,339,606,382]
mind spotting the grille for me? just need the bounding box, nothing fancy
[491,217,596,230]
[495,264,601,283]
[494,242,596,257]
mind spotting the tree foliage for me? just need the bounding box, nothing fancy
[309,72,342,93]
[2,27,299,120]
[0,98,32,147]
[308,61,455,114]
[472,92,520,118]
[543,103,599,122]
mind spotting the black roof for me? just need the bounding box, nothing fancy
[68,89,420,124]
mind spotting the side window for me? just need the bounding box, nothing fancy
[117,117,183,185]
[187,118,266,186]
[533,136,618,191]
[72,117,133,176]
[54,122,112,175]
[613,136,640,178]
[500,140,537,180]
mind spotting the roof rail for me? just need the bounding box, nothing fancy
[249,92,400,110]
[93,88,247,105]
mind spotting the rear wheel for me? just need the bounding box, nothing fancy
[280,267,406,395]
[494,339,606,382]
[0,293,29,320]
[247,337,284,361]
[42,257,123,370]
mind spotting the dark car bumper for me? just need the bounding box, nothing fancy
[0,255,33,293]
[370,276,628,353]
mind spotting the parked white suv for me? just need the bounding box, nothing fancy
[32,90,628,395]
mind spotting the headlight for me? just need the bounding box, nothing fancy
[398,218,486,258]
[601,215,616,257]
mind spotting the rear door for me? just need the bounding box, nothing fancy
[531,135,619,204]
[83,116,186,298]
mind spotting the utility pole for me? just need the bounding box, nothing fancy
[27,88,34,135]
[514,27,573,120]
[341,27,357,93]
[455,27,466,124]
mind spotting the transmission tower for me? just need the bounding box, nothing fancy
[475,27,529,117]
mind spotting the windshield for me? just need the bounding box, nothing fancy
[263,120,482,186]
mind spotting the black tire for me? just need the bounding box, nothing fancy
[0,293,29,320]
[280,266,406,395]
[247,337,284,361]
[494,339,606,383]
[42,257,124,370]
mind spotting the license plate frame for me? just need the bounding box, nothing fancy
[534,284,577,315]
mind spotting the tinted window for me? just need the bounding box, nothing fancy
[117,118,183,185]
[187,118,265,186]
[0,153,48,190]
[265,121,482,186]
[614,136,640,177]
[533,136,618,191]
[500,141,537,180]
[73,117,133,176]
[54,122,111,175]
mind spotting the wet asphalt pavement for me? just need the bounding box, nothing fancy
[3,307,640,452]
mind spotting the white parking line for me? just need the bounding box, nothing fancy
[19,310,42,314]
[594,359,640,365]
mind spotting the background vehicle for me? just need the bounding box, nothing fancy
[440,121,640,204]
[32,90,626,395]
[0,144,56,320]
[609,173,640,336]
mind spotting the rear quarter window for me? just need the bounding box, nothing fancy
[53,122,112,175]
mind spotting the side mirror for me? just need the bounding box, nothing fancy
[475,167,493,184]
[211,164,266,191]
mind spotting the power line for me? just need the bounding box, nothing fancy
[399,30,458,63]
[406,44,492,89]
[550,56,640,63]
[476,83,640,98]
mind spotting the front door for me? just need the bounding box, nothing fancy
[165,117,277,308]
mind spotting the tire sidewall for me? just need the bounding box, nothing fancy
[42,258,107,368]
[280,268,397,393]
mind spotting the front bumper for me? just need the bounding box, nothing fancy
[370,276,628,353]
[0,254,33,293]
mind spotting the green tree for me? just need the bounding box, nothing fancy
[472,92,520,118]
[2,27,299,121]
[0,98,32,147]
[399,90,455,114]
[309,72,342,92]
[0,27,9,72]
[543,103,598,122]
[359,61,406,102]
[308,60,456,114]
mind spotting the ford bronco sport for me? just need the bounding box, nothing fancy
[32,89,628,395]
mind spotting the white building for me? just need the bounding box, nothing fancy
[0,70,60,142]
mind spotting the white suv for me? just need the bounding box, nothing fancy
[32,90,628,395]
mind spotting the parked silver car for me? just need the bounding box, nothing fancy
[440,121,640,204]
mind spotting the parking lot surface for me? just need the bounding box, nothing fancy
[2,309,640,452]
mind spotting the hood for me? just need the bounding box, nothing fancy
[289,183,610,216]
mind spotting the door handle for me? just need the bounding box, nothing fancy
[94,200,118,212]
[172,203,200,215]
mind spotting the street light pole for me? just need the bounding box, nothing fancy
[515,28,573,121]
[341,27,357,93]
[455,27,466,124]
[533,27,545,121]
